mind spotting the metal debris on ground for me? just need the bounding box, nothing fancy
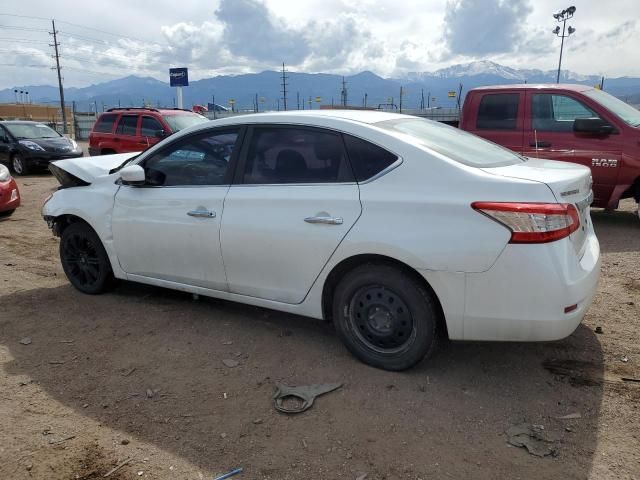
[557,412,581,419]
[273,382,343,414]
[594,326,603,334]
[19,337,32,345]
[506,424,557,457]
[222,359,239,368]
[103,457,133,477]
[213,467,243,479]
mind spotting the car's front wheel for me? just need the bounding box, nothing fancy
[11,153,29,176]
[60,221,116,294]
[332,264,438,371]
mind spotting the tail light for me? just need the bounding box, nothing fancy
[472,202,580,244]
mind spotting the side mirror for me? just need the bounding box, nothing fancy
[154,129,167,138]
[120,165,145,186]
[574,117,616,135]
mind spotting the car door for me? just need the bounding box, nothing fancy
[113,114,141,153]
[523,91,622,205]
[465,91,525,154]
[0,126,10,163]
[111,127,242,290]
[221,125,362,304]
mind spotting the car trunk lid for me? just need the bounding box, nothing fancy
[482,158,593,256]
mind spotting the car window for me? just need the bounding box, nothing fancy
[143,129,239,186]
[376,118,525,168]
[343,135,397,181]
[140,116,164,137]
[115,115,138,136]
[161,113,208,132]
[3,122,60,139]
[243,127,354,184]
[476,93,520,130]
[94,114,117,133]
[532,94,600,132]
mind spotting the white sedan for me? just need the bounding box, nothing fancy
[42,110,600,370]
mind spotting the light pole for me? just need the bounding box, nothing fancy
[552,6,576,84]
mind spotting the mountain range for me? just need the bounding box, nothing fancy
[2,61,640,112]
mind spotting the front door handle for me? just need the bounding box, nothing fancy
[187,209,216,218]
[529,141,551,148]
[304,216,343,225]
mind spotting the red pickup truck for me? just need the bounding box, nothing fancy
[460,84,640,215]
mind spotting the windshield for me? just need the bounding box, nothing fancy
[162,113,208,132]
[5,123,61,139]
[376,118,525,167]
[584,89,640,127]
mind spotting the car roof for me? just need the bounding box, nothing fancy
[103,108,197,115]
[209,109,411,125]
[470,83,594,93]
[0,120,48,125]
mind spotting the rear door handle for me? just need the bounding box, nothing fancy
[529,141,551,148]
[187,209,216,218]
[304,216,343,225]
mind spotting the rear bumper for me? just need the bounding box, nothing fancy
[461,231,601,341]
[0,179,20,212]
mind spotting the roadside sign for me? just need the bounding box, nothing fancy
[315,96,322,103]
[169,68,189,87]
[448,91,456,98]
[229,99,236,104]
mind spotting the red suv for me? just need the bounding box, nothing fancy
[88,108,208,155]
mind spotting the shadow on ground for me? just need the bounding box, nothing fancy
[0,280,605,479]
[591,208,640,253]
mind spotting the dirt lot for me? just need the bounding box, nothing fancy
[0,173,639,480]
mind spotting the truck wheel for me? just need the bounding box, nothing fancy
[332,264,438,371]
[60,222,116,294]
[11,153,29,176]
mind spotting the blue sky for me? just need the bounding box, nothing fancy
[1,0,638,88]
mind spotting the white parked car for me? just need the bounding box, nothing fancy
[43,111,600,370]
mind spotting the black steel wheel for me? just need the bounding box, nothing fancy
[333,264,438,371]
[60,221,115,294]
[11,153,29,176]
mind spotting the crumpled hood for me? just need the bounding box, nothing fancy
[50,152,140,183]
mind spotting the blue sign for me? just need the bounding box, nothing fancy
[169,68,189,87]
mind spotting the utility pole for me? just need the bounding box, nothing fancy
[280,63,288,111]
[427,91,431,108]
[296,92,300,110]
[341,77,348,107]
[421,88,425,110]
[457,83,463,110]
[308,96,312,110]
[50,20,68,134]
[399,87,404,113]
[363,93,368,108]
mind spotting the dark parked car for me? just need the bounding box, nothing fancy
[0,121,83,175]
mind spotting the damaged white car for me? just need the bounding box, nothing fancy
[43,111,600,370]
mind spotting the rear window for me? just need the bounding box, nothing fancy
[94,114,117,133]
[343,135,398,181]
[476,93,519,130]
[376,118,525,168]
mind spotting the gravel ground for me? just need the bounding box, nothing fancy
[0,172,638,480]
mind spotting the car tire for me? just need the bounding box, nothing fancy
[60,221,116,294]
[332,264,438,371]
[11,153,29,176]
[0,209,15,217]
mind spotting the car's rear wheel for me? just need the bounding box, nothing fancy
[11,153,28,176]
[332,264,438,371]
[60,222,116,294]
